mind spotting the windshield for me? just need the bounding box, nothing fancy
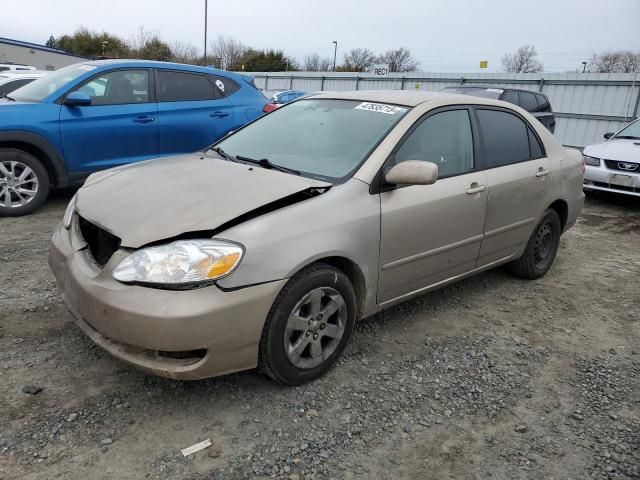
[215,99,409,182]
[614,120,640,139]
[9,63,96,102]
[442,86,502,99]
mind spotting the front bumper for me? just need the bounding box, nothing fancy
[48,220,286,380]
[584,163,640,197]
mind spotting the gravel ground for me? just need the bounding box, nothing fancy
[0,190,638,480]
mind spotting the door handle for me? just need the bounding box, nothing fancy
[466,183,487,195]
[536,168,550,177]
[133,116,155,123]
[209,111,229,118]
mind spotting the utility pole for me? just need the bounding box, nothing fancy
[204,0,208,66]
[582,61,587,73]
[332,40,338,71]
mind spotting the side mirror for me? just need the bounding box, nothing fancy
[64,91,91,107]
[385,160,438,186]
[604,132,614,139]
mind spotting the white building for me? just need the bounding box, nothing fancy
[0,37,90,71]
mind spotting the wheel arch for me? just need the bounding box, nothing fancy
[547,199,569,231]
[304,256,368,321]
[0,132,68,187]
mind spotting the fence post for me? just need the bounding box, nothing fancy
[538,78,545,92]
[289,75,294,89]
[460,77,465,85]
[633,84,640,118]
[264,75,269,91]
[320,76,325,91]
[400,76,405,90]
[355,77,360,90]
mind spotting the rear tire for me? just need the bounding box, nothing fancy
[0,148,50,217]
[258,263,356,385]
[509,209,561,279]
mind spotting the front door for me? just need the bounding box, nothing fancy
[474,108,551,267]
[378,108,488,304]
[60,68,158,172]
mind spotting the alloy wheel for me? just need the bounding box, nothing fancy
[283,287,347,369]
[0,160,39,208]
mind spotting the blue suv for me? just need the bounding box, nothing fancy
[0,60,272,216]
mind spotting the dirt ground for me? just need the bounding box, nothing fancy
[0,190,638,480]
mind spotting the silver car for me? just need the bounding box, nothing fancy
[49,91,585,385]
[583,118,640,196]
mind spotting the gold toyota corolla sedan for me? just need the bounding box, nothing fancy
[49,91,585,385]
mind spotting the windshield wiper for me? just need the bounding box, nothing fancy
[235,155,301,176]
[1,93,15,101]
[615,135,640,140]
[208,146,240,163]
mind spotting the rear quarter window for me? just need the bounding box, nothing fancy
[208,75,240,97]
[518,91,539,112]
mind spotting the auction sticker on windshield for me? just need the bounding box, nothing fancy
[355,102,407,115]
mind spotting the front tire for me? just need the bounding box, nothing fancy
[509,209,561,279]
[258,264,357,385]
[0,148,50,217]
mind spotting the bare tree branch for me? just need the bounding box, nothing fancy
[341,48,376,72]
[303,53,333,71]
[209,35,247,70]
[376,47,419,72]
[501,45,544,73]
[589,50,640,73]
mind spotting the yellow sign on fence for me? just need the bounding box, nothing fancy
[479,60,489,69]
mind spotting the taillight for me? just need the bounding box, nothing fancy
[263,103,278,113]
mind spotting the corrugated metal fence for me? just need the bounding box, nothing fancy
[248,71,640,148]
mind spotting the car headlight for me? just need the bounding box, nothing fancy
[584,155,600,166]
[112,239,243,286]
[62,194,77,229]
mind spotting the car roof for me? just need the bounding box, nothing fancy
[307,90,510,107]
[444,85,548,96]
[81,59,250,82]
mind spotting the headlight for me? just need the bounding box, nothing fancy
[112,239,243,286]
[584,155,600,166]
[62,194,77,229]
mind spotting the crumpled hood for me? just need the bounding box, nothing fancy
[584,139,640,163]
[76,153,330,248]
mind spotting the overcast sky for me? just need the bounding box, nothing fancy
[2,0,639,72]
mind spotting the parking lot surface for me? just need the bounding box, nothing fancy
[0,191,638,480]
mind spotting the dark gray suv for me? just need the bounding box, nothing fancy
[441,85,556,133]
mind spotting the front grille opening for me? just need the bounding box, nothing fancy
[604,160,639,172]
[78,216,121,267]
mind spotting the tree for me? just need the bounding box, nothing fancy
[589,50,640,73]
[210,35,247,70]
[54,27,129,58]
[303,53,333,71]
[171,41,200,65]
[501,45,543,73]
[341,48,376,72]
[45,36,56,48]
[376,47,419,72]
[139,37,172,61]
[234,49,298,72]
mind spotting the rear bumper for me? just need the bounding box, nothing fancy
[48,220,286,380]
[584,164,640,197]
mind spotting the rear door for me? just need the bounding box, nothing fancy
[378,107,488,304]
[60,68,158,172]
[474,107,551,267]
[155,69,234,154]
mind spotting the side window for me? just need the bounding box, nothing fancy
[477,109,531,167]
[501,90,519,105]
[519,91,539,112]
[528,128,544,158]
[208,75,240,97]
[535,93,551,112]
[157,70,216,102]
[75,70,149,105]
[395,109,474,177]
